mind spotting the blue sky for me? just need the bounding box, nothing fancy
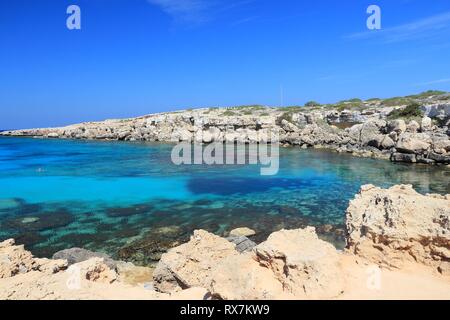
[1,0,450,129]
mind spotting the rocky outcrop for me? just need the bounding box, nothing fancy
[154,228,344,299]
[346,184,450,274]
[2,99,449,165]
[228,227,256,237]
[153,230,239,293]
[251,227,344,299]
[226,236,256,253]
[0,239,67,278]
[0,239,206,300]
[1,184,450,300]
[52,248,117,269]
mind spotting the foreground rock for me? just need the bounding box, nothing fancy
[1,184,450,299]
[346,184,450,274]
[52,248,117,269]
[229,227,256,237]
[0,239,207,300]
[153,230,239,293]
[154,228,344,299]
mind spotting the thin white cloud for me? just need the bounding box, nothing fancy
[415,78,450,86]
[147,0,213,23]
[346,11,450,43]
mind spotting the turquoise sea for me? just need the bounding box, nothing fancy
[1,137,449,265]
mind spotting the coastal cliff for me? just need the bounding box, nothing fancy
[2,92,450,164]
[1,184,449,300]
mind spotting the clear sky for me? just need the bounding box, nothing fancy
[1,0,450,129]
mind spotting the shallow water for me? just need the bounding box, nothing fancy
[0,137,449,265]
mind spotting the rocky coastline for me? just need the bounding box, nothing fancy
[1,92,450,164]
[1,184,449,300]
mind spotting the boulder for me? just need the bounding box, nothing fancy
[210,228,344,299]
[421,116,432,131]
[387,120,406,134]
[431,136,450,154]
[390,152,416,163]
[406,120,420,133]
[74,258,117,284]
[0,239,67,278]
[346,184,450,274]
[228,227,256,237]
[359,120,386,146]
[252,227,344,299]
[0,239,37,278]
[154,228,344,299]
[52,248,117,269]
[226,236,256,253]
[395,133,431,154]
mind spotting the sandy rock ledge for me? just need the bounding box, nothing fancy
[1,184,449,300]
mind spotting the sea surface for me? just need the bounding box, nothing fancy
[1,137,449,265]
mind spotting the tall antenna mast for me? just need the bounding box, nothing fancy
[280,84,284,107]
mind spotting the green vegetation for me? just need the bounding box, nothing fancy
[366,98,381,102]
[278,106,303,112]
[229,104,266,111]
[305,101,321,107]
[222,110,238,116]
[381,97,414,107]
[387,102,423,121]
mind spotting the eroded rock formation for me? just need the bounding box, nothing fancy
[1,184,450,299]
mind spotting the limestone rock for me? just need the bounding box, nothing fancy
[75,258,117,284]
[226,236,256,253]
[0,239,38,278]
[421,116,432,131]
[395,133,431,154]
[387,119,406,134]
[390,152,417,163]
[53,247,117,269]
[346,184,450,274]
[406,120,420,133]
[252,227,344,299]
[153,230,238,293]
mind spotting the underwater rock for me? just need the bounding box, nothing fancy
[2,210,75,232]
[228,227,256,237]
[117,226,190,266]
[106,204,152,217]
